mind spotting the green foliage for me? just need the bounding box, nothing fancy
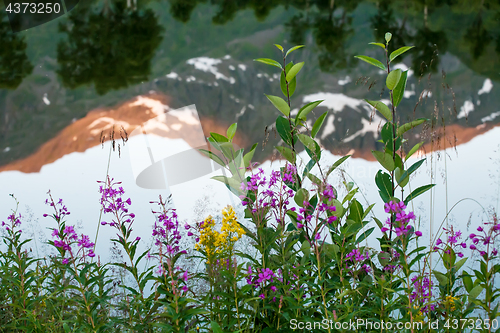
[1,31,499,333]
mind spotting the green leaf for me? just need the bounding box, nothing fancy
[276,116,293,145]
[381,122,394,146]
[212,176,243,196]
[226,123,237,140]
[311,111,328,138]
[294,188,309,207]
[254,58,282,69]
[354,55,386,71]
[199,149,225,167]
[207,136,221,152]
[372,150,395,171]
[266,94,290,116]
[210,132,228,143]
[385,32,392,43]
[280,62,296,97]
[398,159,425,184]
[386,69,402,90]
[298,134,316,152]
[276,146,296,164]
[347,199,363,223]
[369,42,386,49]
[469,285,484,301]
[409,253,426,268]
[343,187,359,204]
[395,167,408,187]
[243,143,258,168]
[285,45,305,58]
[274,44,284,52]
[392,70,408,107]
[302,158,316,179]
[396,118,427,137]
[373,217,384,229]
[211,321,224,333]
[404,184,435,205]
[462,274,473,293]
[327,155,351,176]
[330,199,344,217]
[378,252,391,266]
[365,100,392,121]
[362,203,375,220]
[405,141,424,161]
[307,173,321,186]
[228,148,245,180]
[389,46,414,63]
[375,170,392,202]
[454,257,467,272]
[218,142,236,161]
[433,271,448,286]
[296,100,323,121]
[356,227,375,244]
[286,62,304,82]
[305,139,321,162]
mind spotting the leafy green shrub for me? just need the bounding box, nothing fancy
[0,32,499,333]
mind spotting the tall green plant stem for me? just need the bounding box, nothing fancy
[69,255,96,330]
[94,142,113,249]
[111,205,144,300]
[314,245,331,333]
[386,46,397,241]
[282,55,302,188]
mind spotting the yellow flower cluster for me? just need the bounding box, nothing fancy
[218,205,245,249]
[444,295,458,311]
[195,206,245,264]
[195,215,218,263]
[413,306,425,323]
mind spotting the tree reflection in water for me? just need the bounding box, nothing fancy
[0,12,33,90]
[56,0,163,95]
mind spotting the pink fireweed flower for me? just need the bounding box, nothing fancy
[410,274,435,313]
[346,249,366,262]
[2,211,22,234]
[468,218,500,260]
[434,226,466,258]
[44,191,71,221]
[381,200,418,238]
[44,193,96,263]
[98,177,136,235]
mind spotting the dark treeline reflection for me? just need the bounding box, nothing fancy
[168,0,500,77]
[0,12,33,90]
[4,0,500,91]
[56,0,163,95]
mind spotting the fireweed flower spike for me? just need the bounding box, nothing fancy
[410,274,436,314]
[98,177,136,232]
[433,226,466,258]
[246,266,283,301]
[98,177,150,297]
[239,166,297,229]
[468,217,500,260]
[380,200,420,238]
[2,212,22,233]
[43,194,96,263]
[149,195,190,298]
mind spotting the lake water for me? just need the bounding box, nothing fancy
[1,0,500,264]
